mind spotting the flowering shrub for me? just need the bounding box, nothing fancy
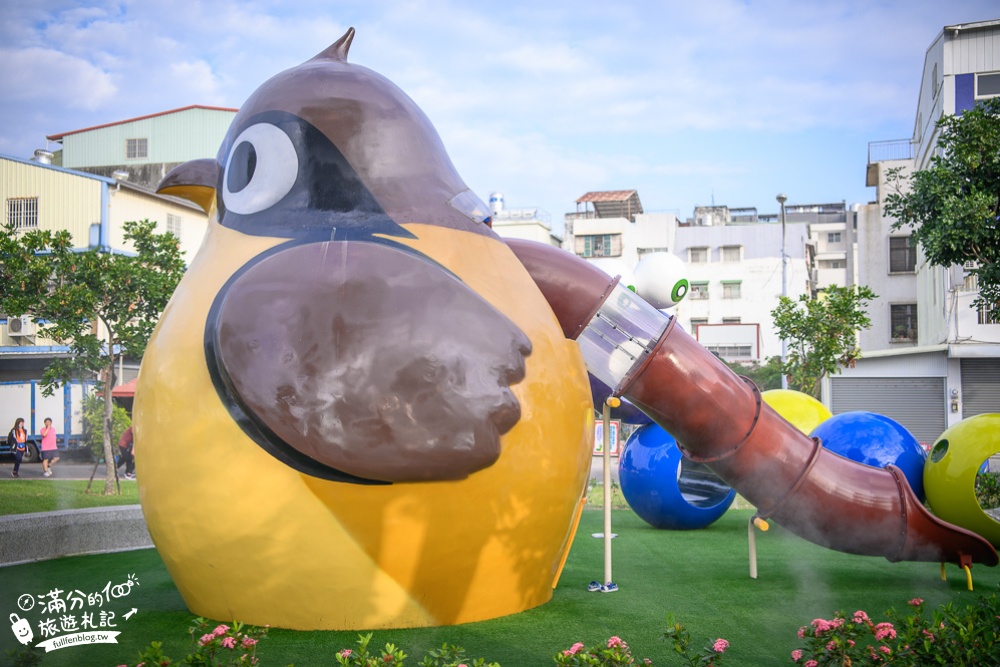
[790,593,1000,666]
[553,635,647,665]
[553,622,729,666]
[334,632,500,666]
[118,618,272,667]
[663,615,729,667]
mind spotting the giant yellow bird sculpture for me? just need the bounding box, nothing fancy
[136,27,593,630]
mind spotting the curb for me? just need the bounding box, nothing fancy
[0,505,154,567]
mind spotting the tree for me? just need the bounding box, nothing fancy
[771,285,877,398]
[0,219,185,494]
[721,355,783,392]
[883,96,1000,322]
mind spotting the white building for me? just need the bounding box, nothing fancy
[672,221,811,363]
[830,19,1000,443]
[563,190,678,267]
[487,192,560,246]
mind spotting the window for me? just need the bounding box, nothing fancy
[827,232,842,243]
[689,247,709,263]
[829,260,844,269]
[722,281,741,299]
[689,318,708,330]
[722,245,741,262]
[126,138,148,159]
[962,261,979,291]
[576,234,621,258]
[166,213,182,237]
[7,197,38,229]
[890,304,917,341]
[889,236,916,273]
[705,344,752,359]
[976,71,1000,98]
[690,282,709,300]
[978,301,996,325]
[722,317,742,324]
[637,247,669,257]
[931,62,939,99]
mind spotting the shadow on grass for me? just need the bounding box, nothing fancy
[2,509,998,666]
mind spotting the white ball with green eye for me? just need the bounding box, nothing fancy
[633,252,689,309]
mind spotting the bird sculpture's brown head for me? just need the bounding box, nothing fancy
[159,28,530,485]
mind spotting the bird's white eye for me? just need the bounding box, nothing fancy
[222,123,298,215]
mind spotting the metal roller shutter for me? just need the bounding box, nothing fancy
[960,358,1000,417]
[829,377,946,444]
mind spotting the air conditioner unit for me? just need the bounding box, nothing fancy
[8,316,35,337]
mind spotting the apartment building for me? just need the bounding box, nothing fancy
[832,19,1000,442]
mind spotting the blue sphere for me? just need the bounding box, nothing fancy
[619,424,736,530]
[810,411,927,501]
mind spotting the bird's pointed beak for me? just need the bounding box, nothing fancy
[157,158,220,214]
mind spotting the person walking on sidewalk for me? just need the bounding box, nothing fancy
[117,425,135,480]
[40,417,59,477]
[7,417,27,477]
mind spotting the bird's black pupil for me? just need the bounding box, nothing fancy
[227,141,257,193]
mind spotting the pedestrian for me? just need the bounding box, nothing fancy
[117,425,135,479]
[7,417,27,478]
[40,417,59,477]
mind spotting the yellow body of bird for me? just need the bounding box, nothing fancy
[135,219,594,629]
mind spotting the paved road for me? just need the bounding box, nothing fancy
[1,458,119,481]
[4,456,615,483]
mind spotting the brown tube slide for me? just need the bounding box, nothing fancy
[507,239,998,567]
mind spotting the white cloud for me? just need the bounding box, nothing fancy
[0,47,116,110]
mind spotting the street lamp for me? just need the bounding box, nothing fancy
[776,193,788,390]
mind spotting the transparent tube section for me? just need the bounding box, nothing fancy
[577,283,671,393]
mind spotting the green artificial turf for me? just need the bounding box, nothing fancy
[0,479,139,516]
[2,509,998,666]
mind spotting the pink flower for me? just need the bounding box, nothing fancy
[852,610,869,623]
[847,640,855,647]
[338,649,352,658]
[791,649,803,662]
[908,597,924,607]
[879,646,891,655]
[242,637,258,648]
[873,622,896,640]
[811,618,833,634]
[797,627,806,638]
[607,636,626,649]
[826,641,836,651]
[221,636,236,649]
[563,642,584,656]
[804,661,818,667]
[712,638,729,653]
[922,629,935,641]
[199,633,215,646]
[213,624,230,637]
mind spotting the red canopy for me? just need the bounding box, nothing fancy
[111,378,138,398]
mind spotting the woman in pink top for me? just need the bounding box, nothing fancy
[40,417,59,477]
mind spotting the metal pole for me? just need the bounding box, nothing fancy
[777,194,788,390]
[602,399,613,587]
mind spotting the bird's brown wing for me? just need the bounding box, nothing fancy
[208,240,531,483]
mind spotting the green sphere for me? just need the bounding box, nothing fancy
[924,414,1000,547]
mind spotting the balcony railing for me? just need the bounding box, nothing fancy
[868,139,913,164]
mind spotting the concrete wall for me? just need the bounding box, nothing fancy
[0,505,153,567]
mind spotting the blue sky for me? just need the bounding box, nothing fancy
[2,1,997,232]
